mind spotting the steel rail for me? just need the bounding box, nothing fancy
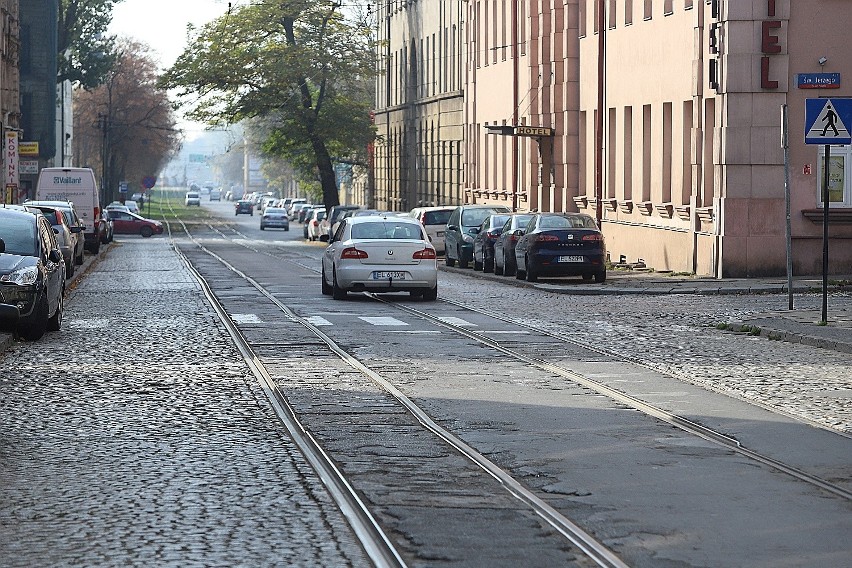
[376,297,852,502]
[159,199,408,568]
[160,199,629,568]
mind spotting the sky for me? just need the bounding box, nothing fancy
[108,0,237,141]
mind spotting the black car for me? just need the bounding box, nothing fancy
[493,213,534,276]
[0,208,66,340]
[235,200,254,215]
[514,212,606,283]
[444,205,511,268]
[472,213,511,272]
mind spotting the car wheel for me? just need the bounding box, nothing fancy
[18,292,48,341]
[473,257,483,271]
[140,226,153,238]
[505,255,516,276]
[75,249,84,265]
[260,224,265,230]
[483,257,494,273]
[582,273,593,281]
[421,285,438,301]
[515,258,526,280]
[525,258,538,282]
[46,287,63,332]
[494,258,504,275]
[408,290,424,298]
[594,270,607,283]
[65,260,75,278]
[321,265,333,295]
[446,255,456,267]
[250,212,253,216]
[90,239,100,254]
[458,247,469,269]
[284,227,289,231]
[332,269,347,300]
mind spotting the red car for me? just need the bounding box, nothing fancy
[108,210,164,238]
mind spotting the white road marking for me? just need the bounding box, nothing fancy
[397,330,442,334]
[305,316,333,326]
[231,314,263,324]
[436,316,478,327]
[480,330,530,334]
[359,316,409,326]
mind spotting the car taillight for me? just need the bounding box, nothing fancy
[536,234,560,242]
[582,234,604,241]
[312,220,319,226]
[341,247,368,259]
[413,248,436,259]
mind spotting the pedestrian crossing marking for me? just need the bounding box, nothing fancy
[232,314,263,324]
[305,316,332,326]
[806,100,850,141]
[359,316,409,326]
[436,316,478,327]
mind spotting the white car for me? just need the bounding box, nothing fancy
[408,206,455,255]
[321,215,438,300]
[185,191,201,206]
[305,208,327,241]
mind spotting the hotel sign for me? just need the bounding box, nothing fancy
[514,126,555,137]
[759,0,783,89]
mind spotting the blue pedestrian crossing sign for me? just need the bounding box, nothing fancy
[805,98,852,145]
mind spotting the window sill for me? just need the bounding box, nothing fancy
[802,208,852,223]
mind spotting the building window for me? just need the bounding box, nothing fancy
[681,100,693,205]
[624,106,633,201]
[664,0,673,15]
[625,0,633,25]
[817,146,852,207]
[579,0,587,37]
[644,0,652,20]
[609,0,617,29]
[642,104,652,202]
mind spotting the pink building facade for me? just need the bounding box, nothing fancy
[460,0,852,277]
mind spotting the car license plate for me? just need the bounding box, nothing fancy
[372,271,406,280]
[557,255,584,263]
[437,231,445,237]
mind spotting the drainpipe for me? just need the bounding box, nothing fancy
[594,0,606,228]
[511,0,519,212]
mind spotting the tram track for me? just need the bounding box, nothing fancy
[153,197,851,566]
[158,200,630,568]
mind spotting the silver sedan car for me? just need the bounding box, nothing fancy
[321,215,438,300]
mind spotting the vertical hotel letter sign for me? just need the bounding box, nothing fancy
[761,0,782,89]
[4,130,19,204]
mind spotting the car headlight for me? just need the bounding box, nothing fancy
[462,233,475,243]
[1,265,38,286]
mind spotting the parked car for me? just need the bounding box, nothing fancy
[108,210,164,238]
[0,208,66,340]
[493,213,534,276]
[298,204,319,224]
[472,213,512,272]
[185,191,201,206]
[123,200,140,214]
[409,206,455,255]
[25,204,83,278]
[289,202,310,221]
[305,208,327,241]
[100,209,115,244]
[35,167,101,254]
[209,188,222,201]
[322,215,438,300]
[25,200,87,266]
[444,204,511,268]
[320,205,361,241]
[106,203,131,214]
[234,200,254,216]
[260,207,290,231]
[514,212,606,283]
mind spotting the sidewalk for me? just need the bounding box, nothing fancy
[442,265,852,354]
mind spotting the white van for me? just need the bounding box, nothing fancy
[35,167,102,254]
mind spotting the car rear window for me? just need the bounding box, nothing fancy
[40,210,59,224]
[0,217,37,257]
[351,222,423,240]
[423,210,452,225]
[462,208,508,227]
[539,215,598,229]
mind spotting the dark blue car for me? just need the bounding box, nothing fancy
[493,213,533,276]
[514,213,606,283]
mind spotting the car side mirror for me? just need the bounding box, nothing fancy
[0,238,5,253]
[513,229,525,236]
[448,224,459,232]
[49,249,63,263]
[319,234,329,242]
[70,226,82,233]
[471,227,481,234]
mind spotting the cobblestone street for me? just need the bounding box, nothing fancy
[0,239,367,567]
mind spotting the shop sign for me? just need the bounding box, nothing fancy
[18,141,39,157]
[19,159,38,175]
[760,0,783,89]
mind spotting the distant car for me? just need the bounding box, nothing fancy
[493,213,534,276]
[25,204,83,278]
[305,208,327,241]
[472,213,512,272]
[108,210,164,238]
[260,207,290,231]
[100,209,115,244]
[131,192,143,201]
[235,200,254,215]
[408,206,455,255]
[444,204,511,268]
[290,202,312,221]
[514,212,606,283]
[320,205,360,241]
[123,200,140,214]
[0,208,66,340]
[322,214,438,300]
[185,191,201,206]
[299,205,321,224]
[209,188,221,201]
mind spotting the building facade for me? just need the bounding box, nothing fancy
[1,0,20,203]
[373,0,466,211]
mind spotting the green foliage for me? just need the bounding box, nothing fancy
[59,0,122,88]
[161,0,377,208]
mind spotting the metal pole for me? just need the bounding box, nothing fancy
[594,0,605,227]
[821,144,830,323]
[781,105,793,309]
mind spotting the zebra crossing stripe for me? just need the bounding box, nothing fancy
[359,316,409,326]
